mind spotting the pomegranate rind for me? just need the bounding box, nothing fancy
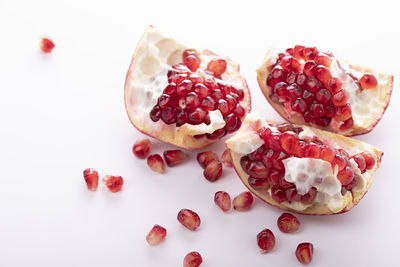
[226,115,383,215]
[124,26,251,149]
[256,48,393,136]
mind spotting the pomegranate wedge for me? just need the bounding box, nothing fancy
[256,46,393,136]
[124,26,251,149]
[226,114,383,215]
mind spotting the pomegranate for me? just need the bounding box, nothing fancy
[133,138,151,159]
[83,168,99,191]
[277,213,300,233]
[147,154,166,173]
[163,149,188,166]
[146,224,167,246]
[257,46,393,136]
[203,160,223,182]
[232,191,254,211]
[226,114,383,215]
[296,242,314,265]
[102,175,124,193]
[256,228,275,253]
[177,209,201,231]
[124,26,251,149]
[214,191,231,212]
[40,37,55,53]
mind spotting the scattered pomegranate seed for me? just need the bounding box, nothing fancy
[277,213,300,233]
[102,175,124,192]
[296,242,314,265]
[177,209,201,231]
[233,191,253,211]
[163,149,188,167]
[40,37,55,53]
[83,168,99,191]
[146,224,167,246]
[257,228,275,253]
[352,154,366,172]
[132,139,151,159]
[203,160,223,182]
[359,73,378,89]
[183,251,203,267]
[206,58,227,76]
[221,149,233,167]
[214,191,231,212]
[361,152,376,170]
[147,154,166,173]
[197,151,219,168]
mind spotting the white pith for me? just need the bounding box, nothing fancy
[125,27,249,137]
[226,115,378,213]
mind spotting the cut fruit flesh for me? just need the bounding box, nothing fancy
[124,26,251,149]
[256,46,393,136]
[226,114,383,215]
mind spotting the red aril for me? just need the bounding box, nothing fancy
[163,149,188,167]
[83,168,99,191]
[277,213,300,233]
[197,151,218,168]
[221,149,233,167]
[102,175,124,193]
[177,209,201,231]
[359,73,378,89]
[296,242,314,265]
[233,192,253,211]
[183,251,202,267]
[257,229,275,253]
[214,191,231,212]
[147,154,166,173]
[40,37,55,53]
[206,58,227,76]
[133,139,151,159]
[146,224,167,246]
[203,160,223,182]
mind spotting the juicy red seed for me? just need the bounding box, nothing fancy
[286,187,301,202]
[271,186,287,203]
[204,76,218,89]
[164,83,177,95]
[337,166,354,185]
[294,45,305,58]
[352,154,366,172]
[188,108,206,125]
[150,105,161,122]
[321,145,335,163]
[102,175,124,192]
[286,48,294,55]
[235,88,245,100]
[226,95,237,111]
[233,104,246,119]
[146,224,167,246]
[161,107,178,124]
[309,102,325,118]
[304,47,319,60]
[296,243,314,265]
[201,96,216,111]
[218,99,230,116]
[271,66,285,80]
[133,139,152,159]
[286,72,297,84]
[267,132,281,151]
[280,131,300,155]
[40,37,55,53]
[163,150,188,167]
[314,65,332,85]
[268,170,283,187]
[340,118,354,130]
[315,116,330,127]
[206,58,227,76]
[305,76,322,93]
[177,80,193,96]
[240,155,252,173]
[194,84,209,99]
[189,73,204,84]
[177,111,188,126]
[183,55,201,72]
[286,84,302,100]
[302,90,315,106]
[221,149,233,167]
[177,209,201,231]
[359,73,378,89]
[212,89,224,101]
[233,192,254,211]
[291,98,307,114]
[345,175,359,190]
[304,143,321,158]
[327,77,343,93]
[300,187,317,204]
[324,104,336,118]
[297,73,307,86]
[274,82,288,99]
[203,160,223,182]
[158,94,173,109]
[277,213,300,233]
[335,104,352,121]
[257,229,275,253]
[248,177,270,191]
[197,151,218,168]
[214,191,231,212]
[185,92,200,110]
[207,128,226,139]
[316,53,332,67]
[83,168,99,191]
[183,251,203,267]
[303,111,314,123]
[272,151,288,170]
[332,90,349,106]
[248,161,269,179]
[147,154,166,173]
[315,88,332,104]
[333,154,347,171]
[361,152,375,170]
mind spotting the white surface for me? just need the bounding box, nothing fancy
[0,0,399,266]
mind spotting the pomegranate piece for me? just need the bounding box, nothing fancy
[233,191,253,211]
[359,73,377,89]
[296,242,314,265]
[83,168,99,191]
[147,154,166,173]
[146,224,167,246]
[277,213,300,233]
[214,191,231,212]
[177,209,201,231]
[203,160,223,182]
[221,149,233,167]
[132,139,151,159]
[102,175,124,193]
[183,251,203,267]
[163,149,188,167]
[197,151,218,168]
[257,229,275,253]
[40,37,55,53]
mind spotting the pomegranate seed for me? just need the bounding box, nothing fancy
[146,224,167,246]
[163,150,188,167]
[214,191,231,212]
[316,53,332,67]
[203,160,223,182]
[324,104,336,118]
[280,131,300,155]
[296,243,314,265]
[294,45,305,58]
[301,187,317,204]
[271,186,287,203]
[177,80,193,97]
[240,155,252,173]
[359,73,378,89]
[305,76,322,93]
[183,251,203,267]
[132,139,151,159]
[201,96,216,111]
[274,82,289,99]
[267,132,282,150]
[352,154,366,172]
[150,105,161,122]
[161,107,178,124]
[337,166,354,185]
[224,114,239,133]
[320,146,335,163]
[183,55,201,72]
[233,191,254,211]
[257,229,275,253]
[332,90,349,106]
[335,104,352,121]
[40,37,55,53]
[304,143,321,158]
[333,154,347,171]
[193,84,209,99]
[309,102,325,118]
[188,108,206,125]
[277,213,300,233]
[286,187,301,202]
[233,104,246,119]
[248,177,270,191]
[315,88,332,104]
[197,151,218,168]
[185,92,201,110]
[102,175,124,193]
[340,118,354,130]
[304,47,318,60]
[302,90,315,106]
[248,161,268,179]
[83,168,99,191]
[327,77,342,93]
[217,99,230,116]
[314,65,332,84]
[361,152,375,170]
[177,209,200,231]
[206,58,227,76]
[147,154,166,173]
[221,149,233,167]
[291,98,307,114]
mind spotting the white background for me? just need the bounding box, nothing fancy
[0,0,399,266]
